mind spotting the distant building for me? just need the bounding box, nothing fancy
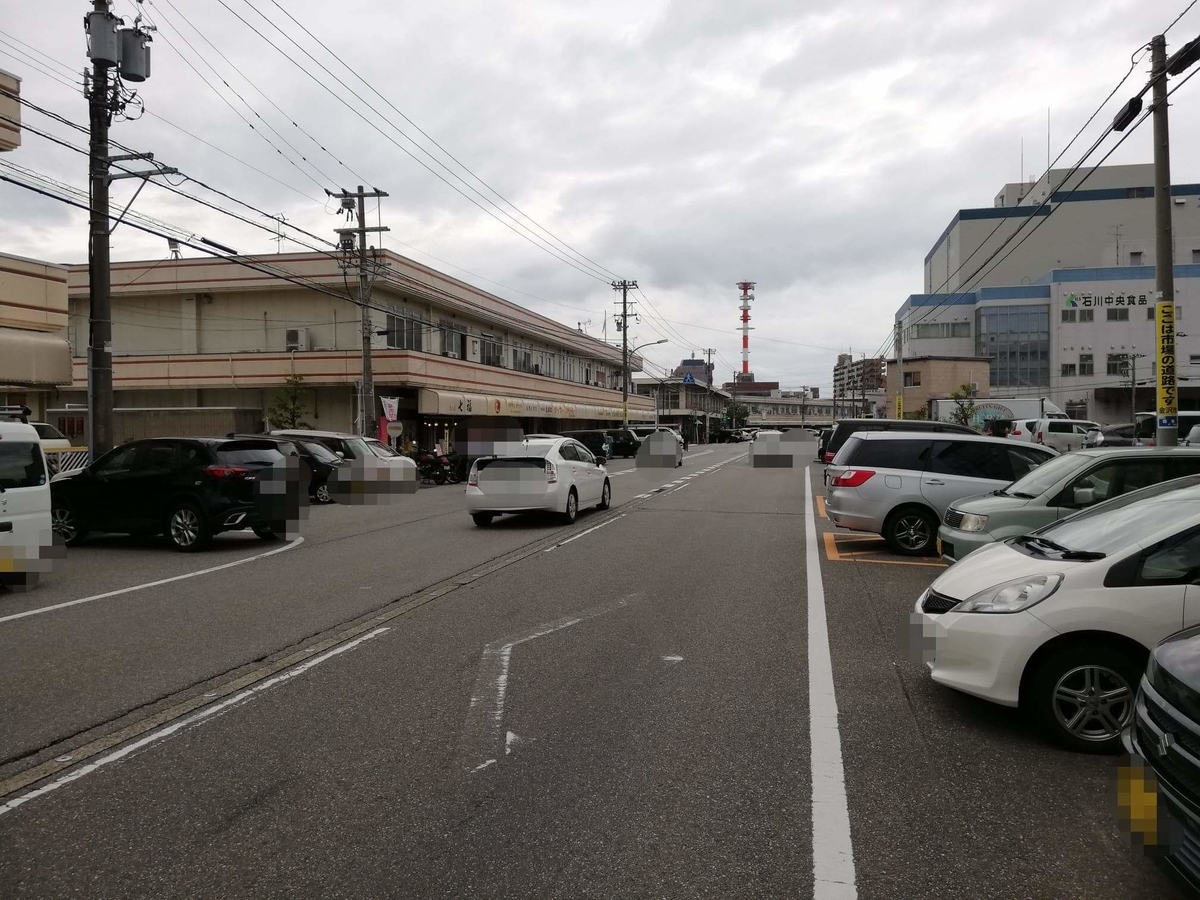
[672,357,713,383]
[832,355,884,397]
[884,355,993,419]
[721,377,779,397]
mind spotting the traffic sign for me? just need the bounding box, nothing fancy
[682,373,695,384]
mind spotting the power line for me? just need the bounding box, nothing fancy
[1166,0,1198,34]
[213,0,618,285]
[260,0,623,283]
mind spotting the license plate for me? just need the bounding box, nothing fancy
[1117,756,1162,846]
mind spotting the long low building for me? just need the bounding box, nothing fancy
[0,251,73,415]
[58,250,654,449]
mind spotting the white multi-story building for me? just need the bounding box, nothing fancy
[898,164,1200,423]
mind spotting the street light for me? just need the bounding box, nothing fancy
[624,339,668,424]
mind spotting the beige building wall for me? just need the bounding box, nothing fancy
[885,356,992,417]
[0,68,19,152]
[0,250,72,419]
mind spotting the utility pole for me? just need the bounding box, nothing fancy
[84,1,154,458]
[703,348,716,441]
[1125,353,1148,422]
[612,279,638,424]
[894,321,904,419]
[334,186,389,438]
[1151,34,1178,447]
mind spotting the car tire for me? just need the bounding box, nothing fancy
[252,524,279,541]
[472,513,494,527]
[562,488,578,524]
[314,482,332,504]
[883,506,937,556]
[598,479,611,510]
[1025,640,1144,754]
[166,501,211,552]
[51,502,87,547]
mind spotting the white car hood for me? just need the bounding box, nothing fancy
[930,540,1085,601]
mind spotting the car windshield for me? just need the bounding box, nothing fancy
[1034,484,1200,554]
[368,441,400,458]
[32,423,67,440]
[300,440,340,464]
[341,437,371,459]
[215,443,285,465]
[0,441,46,489]
[1001,451,1091,497]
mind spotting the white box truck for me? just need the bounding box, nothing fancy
[928,397,1068,434]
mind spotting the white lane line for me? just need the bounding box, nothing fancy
[0,625,389,817]
[0,536,307,625]
[543,513,627,552]
[684,449,715,459]
[667,483,690,494]
[460,595,637,773]
[805,467,857,898]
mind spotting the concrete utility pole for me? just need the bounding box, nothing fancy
[84,0,154,457]
[333,186,388,438]
[894,321,904,419]
[1151,34,1178,447]
[612,279,638,424]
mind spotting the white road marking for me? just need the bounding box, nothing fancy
[543,513,627,552]
[0,536,307,625]
[461,595,638,773]
[667,483,690,494]
[805,467,857,898]
[0,624,388,817]
[662,654,683,664]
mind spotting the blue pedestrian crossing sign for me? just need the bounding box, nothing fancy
[682,373,696,384]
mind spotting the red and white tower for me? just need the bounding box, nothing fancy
[736,281,756,377]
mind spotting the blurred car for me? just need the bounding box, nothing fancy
[822,418,976,464]
[0,419,53,588]
[560,430,614,461]
[1083,423,1141,449]
[51,437,297,552]
[1182,424,1200,447]
[1027,418,1101,453]
[229,433,342,505]
[939,447,1200,562]
[272,429,374,461]
[466,436,611,526]
[913,474,1200,753]
[826,431,1054,555]
[636,429,683,468]
[1121,625,1200,888]
[605,428,642,458]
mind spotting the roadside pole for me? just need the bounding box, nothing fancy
[894,322,904,419]
[1151,34,1178,447]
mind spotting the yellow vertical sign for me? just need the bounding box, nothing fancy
[1157,301,1177,427]
[895,393,903,420]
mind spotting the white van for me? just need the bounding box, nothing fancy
[1028,417,1101,453]
[0,420,54,588]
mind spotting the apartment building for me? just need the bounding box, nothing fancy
[61,250,653,447]
[831,354,885,397]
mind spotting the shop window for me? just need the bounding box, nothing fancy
[1107,308,1129,322]
[385,313,423,351]
[1079,354,1094,376]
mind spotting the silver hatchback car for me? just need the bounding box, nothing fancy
[825,431,1056,555]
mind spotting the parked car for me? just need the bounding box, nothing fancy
[0,419,52,588]
[1001,418,1042,443]
[229,433,342,504]
[1024,417,1101,453]
[271,429,373,461]
[1121,625,1200,888]
[938,446,1200,562]
[1182,424,1200,446]
[466,436,611,526]
[605,428,642,459]
[816,428,832,462]
[29,421,72,451]
[50,437,296,551]
[826,431,1055,555]
[822,418,977,464]
[559,430,614,461]
[1083,423,1141,449]
[913,474,1200,753]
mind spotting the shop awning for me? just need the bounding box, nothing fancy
[0,328,72,386]
[418,388,646,422]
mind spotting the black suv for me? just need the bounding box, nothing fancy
[605,428,641,459]
[823,418,977,463]
[51,437,299,551]
[231,433,342,504]
[559,430,613,461]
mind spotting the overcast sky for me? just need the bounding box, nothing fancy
[2,0,1198,393]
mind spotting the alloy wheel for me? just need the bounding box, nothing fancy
[51,507,77,543]
[894,514,931,551]
[567,492,577,519]
[170,507,201,548]
[1051,665,1134,742]
[315,483,331,503]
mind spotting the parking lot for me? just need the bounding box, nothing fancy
[0,440,1186,898]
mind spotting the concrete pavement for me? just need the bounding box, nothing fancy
[0,443,1183,898]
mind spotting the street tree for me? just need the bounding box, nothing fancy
[267,374,312,429]
[947,383,979,427]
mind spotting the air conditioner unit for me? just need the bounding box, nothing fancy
[285,327,310,352]
[969,382,979,392]
[442,351,460,359]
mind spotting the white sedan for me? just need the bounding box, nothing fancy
[466,437,611,526]
[911,473,1200,753]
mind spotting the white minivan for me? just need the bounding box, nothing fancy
[0,420,54,589]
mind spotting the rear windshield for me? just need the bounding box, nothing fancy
[215,443,285,466]
[32,423,67,441]
[0,441,47,489]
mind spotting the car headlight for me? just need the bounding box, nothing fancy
[957,512,989,533]
[954,573,1063,614]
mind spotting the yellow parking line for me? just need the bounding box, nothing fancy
[815,495,827,518]
[821,531,947,568]
[822,531,841,560]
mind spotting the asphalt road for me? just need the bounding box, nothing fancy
[0,441,1184,898]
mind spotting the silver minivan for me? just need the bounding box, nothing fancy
[938,446,1200,562]
[825,431,1055,555]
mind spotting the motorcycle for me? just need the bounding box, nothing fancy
[406,448,448,485]
[442,451,463,484]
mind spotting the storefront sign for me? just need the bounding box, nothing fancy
[1157,300,1177,428]
[1064,292,1148,308]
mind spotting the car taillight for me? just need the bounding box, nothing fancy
[467,465,479,486]
[545,460,557,484]
[205,465,250,479]
[1011,429,1022,436]
[831,469,875,488]
[1036,432,1044,443]
[824,451,834,463]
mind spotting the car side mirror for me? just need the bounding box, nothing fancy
[595,456,606,466]
[335,451,345,459]
[1073,486,1095,506]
